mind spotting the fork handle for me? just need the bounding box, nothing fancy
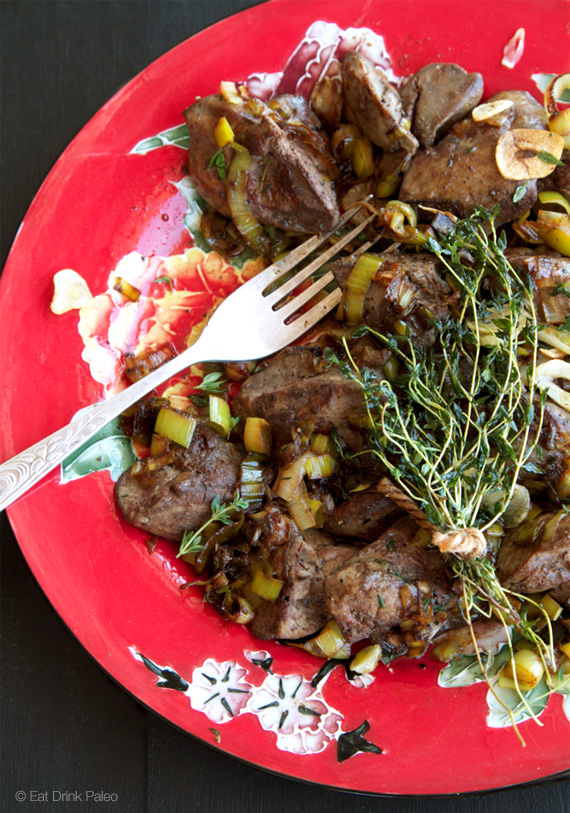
[0,342,207,513]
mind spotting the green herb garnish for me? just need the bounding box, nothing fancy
[512,183,528,203]
[332,206,553,673]
[178,493,248,557]
[537,151,565,167]
[195,371,228,394]
[208,148,228,181]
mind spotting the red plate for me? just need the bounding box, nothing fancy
[1,0,569,795]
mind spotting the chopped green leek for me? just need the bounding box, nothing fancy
[310,433,334,456]
[300,620,349,659]
[208,394,232,437]
[240,452,266,511]
[375,174,400,199]
[308,498,324,528]
[382,356,399,382]
[349,644,382,675]
[154,407,197,448]
[305,454,336,479]
[243,417,272,456]
[251,567,284,601]
[149,432,169,457]
[352,136,375,178]
[539,594,563,621]
[288,497,317,531]
[227,143,269,255]
[241,580,262,610]
[341,253,383,324]
[273,452,311,501]
[146,450,174,471]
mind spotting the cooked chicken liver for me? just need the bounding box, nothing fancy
[401,63,483,147]
[232,345,385,454]
[324,490,401,541]
[184,93,339,234]
[489,90,548,130]
[400,90,547,225]
[506,249,570,324]
[341,51,418,154]
[115,423,242,541]
[497,512,570,593]
[331,252,450,345]
[549,580,570,607]
[325,518,453,643]
[250,508,356,639]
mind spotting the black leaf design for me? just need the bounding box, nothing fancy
[138,654,189,692]
[251,657,273,673]
[311,658,360,687]
[337,721,383,763]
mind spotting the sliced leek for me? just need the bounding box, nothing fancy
[349,644,382,675]
[288,497,317,531]
[243,417,272,456]
[240,453,266,511]
[154,407,197,449]
[251,567,284,601]
[273,452,311,501]
[342,253,383,324]
[208,394,232,437]
[305,454,336,479]
[310,433,335,456]
[352,136,375,178]
[227,143,269,255]
[300,620,349,659]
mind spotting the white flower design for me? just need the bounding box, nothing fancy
[186,659,253,724]
[248,673,343,755]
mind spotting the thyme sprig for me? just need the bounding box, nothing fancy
[332,206,554,669]
[339,207,545,533]
[177,494,248,557]
[195,371,228,394]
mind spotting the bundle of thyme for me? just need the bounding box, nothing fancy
[333,207,556,711]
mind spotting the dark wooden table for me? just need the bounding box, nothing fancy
[1,2,568,811]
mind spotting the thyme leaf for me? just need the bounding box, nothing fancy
[207,148,228,181]
[195,371,228,394]
[178,493,248,557]
[536,150,565,167]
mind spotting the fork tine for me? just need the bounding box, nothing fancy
[265,212,376,305]
[281,287,343,340]
[277,271,335,320]
[243,205,365,294]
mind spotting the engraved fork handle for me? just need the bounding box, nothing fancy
[0,342,208,513]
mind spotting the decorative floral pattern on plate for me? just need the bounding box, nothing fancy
[131,647,381,760]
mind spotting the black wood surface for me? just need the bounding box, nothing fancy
[1,2,568,812]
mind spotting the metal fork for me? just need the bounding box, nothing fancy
[0,207,375,511]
